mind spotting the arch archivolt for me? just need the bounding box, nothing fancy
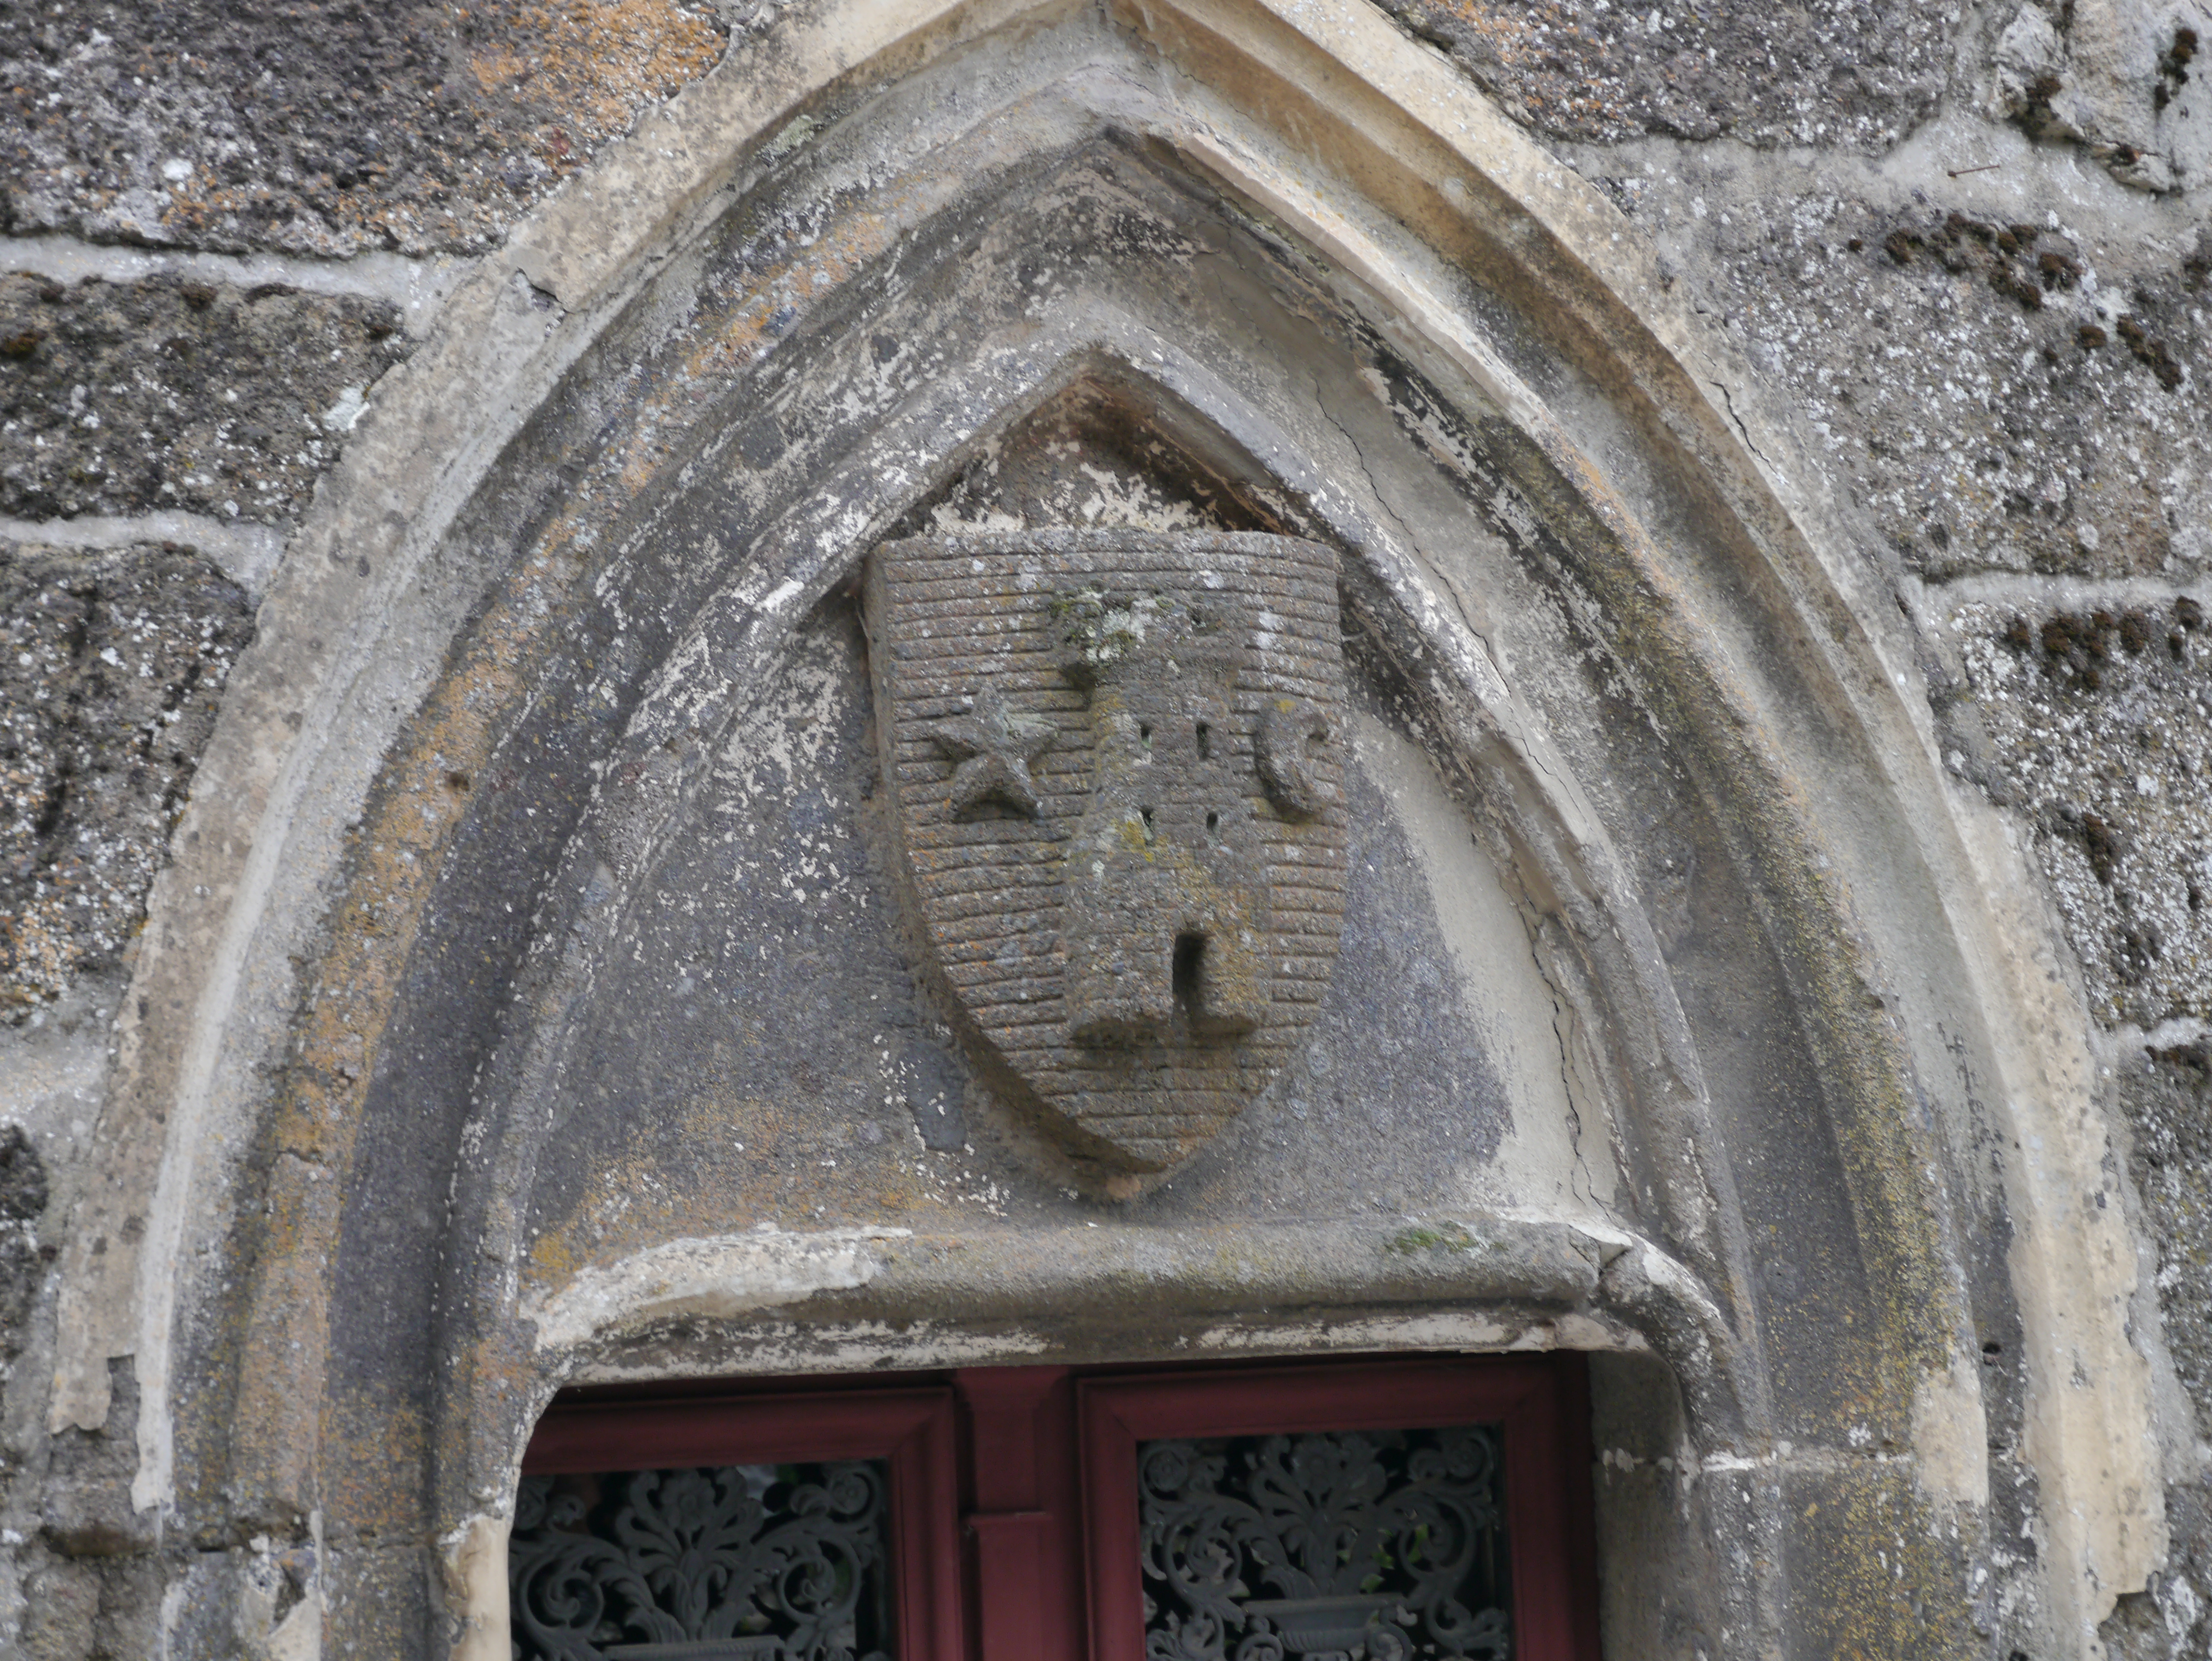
[44,2,2156,1657]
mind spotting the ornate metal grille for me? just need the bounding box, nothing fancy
[508,1461,894,1661]
[1137,1428,1510,1661]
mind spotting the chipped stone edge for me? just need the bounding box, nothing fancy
[442,1510,511,1661]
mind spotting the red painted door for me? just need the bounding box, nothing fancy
[515,1355,1599,1661]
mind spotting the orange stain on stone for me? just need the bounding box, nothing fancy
[236,554,584,1516]
[468,0,724,145]
[1425,1,1639,132]
[134,0,724,253]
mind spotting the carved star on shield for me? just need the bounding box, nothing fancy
[925,687,1058,817]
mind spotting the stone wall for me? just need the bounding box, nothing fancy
[1,0,725,255]
[0,2,737,1643]
[2,543,254,1015]
[0,0,2206,1653]
[2114,1043,2212,1654]
[1503,2,2212,1650]
[1511,5,2212,1649]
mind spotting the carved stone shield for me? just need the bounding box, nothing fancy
[865,529,1349,1172]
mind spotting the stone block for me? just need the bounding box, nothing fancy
[0,0,727,256]
[0,274,407,523]
[0,540,253,1013]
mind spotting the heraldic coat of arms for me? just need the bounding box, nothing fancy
[865,529,1350,1172]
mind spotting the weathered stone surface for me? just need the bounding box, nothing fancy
[1577,162,2209,581]
[868,530,1350,1173]
[1990,2,2209,194]
[18,1560,98,1661]
[0,273,408,523]
[0,541,252,1013]
[0,0,727,256]
[1953,599,2209,1026]
[1563,128,2212,1066]
[2107,1046,2212,1657]
[1372,0,1959,148]
[0,1123,46,1472]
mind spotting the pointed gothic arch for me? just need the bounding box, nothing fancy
[44,3,2153,1656]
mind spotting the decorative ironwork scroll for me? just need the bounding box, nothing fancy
[509,1461,894,1661]
[1138,1429,1510,1661]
